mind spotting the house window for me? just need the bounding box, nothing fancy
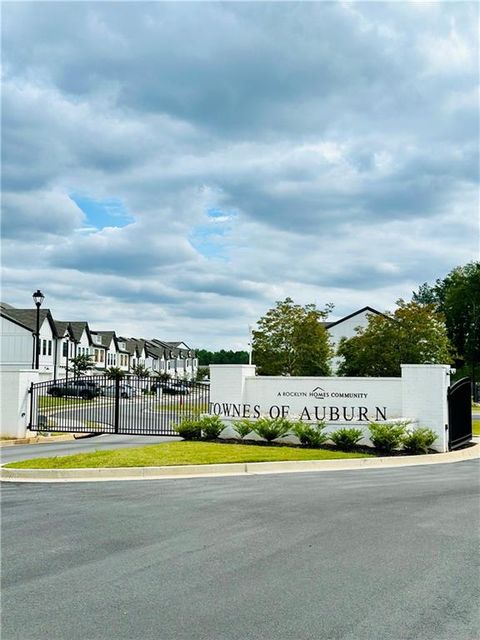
[42,339,47,355]
[48,340,52,356]
[100,350,104,363]
[63,342,68,357]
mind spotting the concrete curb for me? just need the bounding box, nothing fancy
[1,442,478,483]
[0,434,78,447]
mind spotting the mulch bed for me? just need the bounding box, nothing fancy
[207,437,437,457]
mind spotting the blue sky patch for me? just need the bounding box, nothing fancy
[207,208,227,219]
[70,194,134,230]
[189,208,236,259]
[189,225,229,260]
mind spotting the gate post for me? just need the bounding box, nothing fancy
[401,364,451,452]
[114,376,120,434]
[28,381,34,429]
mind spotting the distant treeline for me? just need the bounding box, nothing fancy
[197,349,249,366]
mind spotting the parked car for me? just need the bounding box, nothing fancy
[165,381,191,395]
[102,384,137,399]
[47,379,102,400]
[151,380,190,395]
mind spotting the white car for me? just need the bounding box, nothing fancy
[102,384,137,399]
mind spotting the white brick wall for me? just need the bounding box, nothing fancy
[0,369,54,438]
[209,364,452,452]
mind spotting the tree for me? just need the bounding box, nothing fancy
[196,349,249,365]
[70,354,95,377]
[154,372,171,382]
[337,301,453,377]
[132,363,150,378]
[252,297,333,376]
[106,366,125,380]
[413,262,480,385]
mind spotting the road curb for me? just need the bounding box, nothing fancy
[1,442,478,483]
[0,434,78,447]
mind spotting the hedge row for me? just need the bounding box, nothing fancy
[176,417,437,455]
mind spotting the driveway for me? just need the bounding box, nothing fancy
[1,460,479,640]
[0,434,180,464]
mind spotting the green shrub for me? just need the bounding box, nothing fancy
[200,415,225,440]
[176,419,202,441]
[368,421,408,453]
[330,427,363,451]
[252,417,291,442]
[232,419,255,439]
[291,421,328,447]
[402,427,437,454]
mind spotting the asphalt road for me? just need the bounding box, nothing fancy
[1,460,479,640]
[0,434,180,464]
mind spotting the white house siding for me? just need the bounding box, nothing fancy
[63,328,92,376]
[91,334,106,370]
[118,352,130,372]
[144,355,158,372]
[0,369,53,438]
[328,309,379,373]
[103,338,118,369]
[0,317,33,369]
[37,317,56,373]
[54,329,70,378]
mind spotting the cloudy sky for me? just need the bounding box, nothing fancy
[2,2,479,350]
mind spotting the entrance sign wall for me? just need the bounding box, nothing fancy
[209,364,451,452]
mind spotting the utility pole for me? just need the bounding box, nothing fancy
[248,325,253,365]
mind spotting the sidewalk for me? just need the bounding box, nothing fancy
[1,441,478,483]
[0,434,77,447]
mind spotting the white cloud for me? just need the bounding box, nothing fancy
[1,2,478,349]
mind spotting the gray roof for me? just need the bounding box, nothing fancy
[93,331,116,348]
[0,307,57,335]
[162,341,195,357]
[54,321,70,338]
[144,340,166,359]
[151,339,177,357]
[326,306,384,329]
[118,337,144,356]
[68,321,90,343]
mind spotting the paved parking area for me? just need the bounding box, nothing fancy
[1,460,479,640]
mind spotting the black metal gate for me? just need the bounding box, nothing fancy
[448,377,472,450]
[29,375,210,436]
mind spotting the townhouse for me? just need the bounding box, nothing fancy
[1,300,381,380]
[0,301,198,380]
[1,303,58,373]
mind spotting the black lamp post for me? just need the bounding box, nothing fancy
[32,289,45,370]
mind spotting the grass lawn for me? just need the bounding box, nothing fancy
[38,396,92,409]
[5,441,372,470]
[473,417,480,437]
